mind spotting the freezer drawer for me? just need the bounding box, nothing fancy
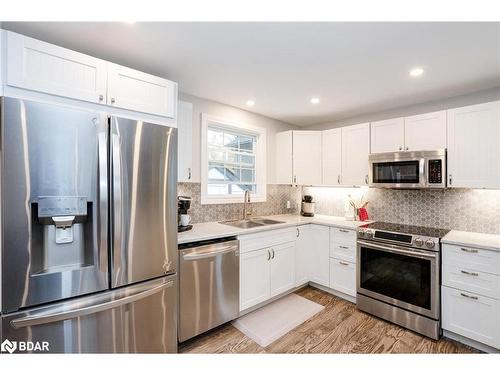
[1,275,177,353]
[179,238,239,342]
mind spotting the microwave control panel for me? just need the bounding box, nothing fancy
[428,159,442,184]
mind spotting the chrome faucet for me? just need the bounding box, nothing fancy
[243,190,252,220]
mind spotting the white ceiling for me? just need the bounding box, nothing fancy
[3,22,500,126]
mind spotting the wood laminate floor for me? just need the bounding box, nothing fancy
[179,286,478,354]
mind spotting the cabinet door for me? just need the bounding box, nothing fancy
[6,31,107,103]
[240,248,271,311]
[442,286,500,349]
[322,128,342,185]
[295,225,310,286]
[308,225,330,287]
[275,131,293,184]
[177,100,194,182]
[107,63,177,118]
[330,259,356,297]
[270,242,296,297]
[404,110,446,151]
[370,118,404,153]
[293,131,322,185]
[447,101,500,189]
[341,123,370,186]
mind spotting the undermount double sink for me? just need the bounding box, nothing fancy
[220,217,285,229]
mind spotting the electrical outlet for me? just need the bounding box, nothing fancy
[286,200,291,209]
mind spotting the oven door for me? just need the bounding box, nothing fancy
[357,240,440,319]
[369,156,425,188]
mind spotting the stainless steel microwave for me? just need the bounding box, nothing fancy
[369,149,446,189]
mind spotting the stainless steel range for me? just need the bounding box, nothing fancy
[356,222,450,339]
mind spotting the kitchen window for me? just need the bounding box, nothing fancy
[201,114,267,204]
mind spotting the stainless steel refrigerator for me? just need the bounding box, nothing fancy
[0,97,178,353]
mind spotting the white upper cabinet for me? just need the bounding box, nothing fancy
[404,110,447,151]
[107,63,177,118]
[275,131,322,185]
[6,31,107,104]
[292,131,323,185]
[341,123,370,186]
[447,101,500,189]
[322,128,342,185]
[177,100,194,182]
[370,117,404,153]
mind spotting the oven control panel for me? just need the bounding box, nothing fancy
[357,228,439,251]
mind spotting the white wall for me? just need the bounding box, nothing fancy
[179,92,298,184]
[308,87,500,130]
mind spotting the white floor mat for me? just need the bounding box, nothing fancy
[232,293,324,347]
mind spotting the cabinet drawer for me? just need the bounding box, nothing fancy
[329,258,356,297]
[443,244,500,275]
[442,286,500,349]
[443,263,500,299]
[330,242,356,263]
[330,227,356,246]
[238,227,297,254]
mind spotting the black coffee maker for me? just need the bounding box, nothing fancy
[178,196,193,232]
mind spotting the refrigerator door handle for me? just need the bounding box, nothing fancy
[10,279,174,329]
[112,130,123,280]
[97,120,109,273]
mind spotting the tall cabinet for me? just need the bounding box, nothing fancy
[447,101,500,189]
[177,100,194,182]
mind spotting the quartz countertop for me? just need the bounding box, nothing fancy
[178,214,371,245]
[442,230,500,252]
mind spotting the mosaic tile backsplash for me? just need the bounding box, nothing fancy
[178,183,301,223]
[303,186,500,234]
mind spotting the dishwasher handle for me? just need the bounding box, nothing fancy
[182,241,239,261]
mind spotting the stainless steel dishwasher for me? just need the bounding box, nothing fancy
[178,237,239,342]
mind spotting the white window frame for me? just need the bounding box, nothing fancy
[201,113,267,204]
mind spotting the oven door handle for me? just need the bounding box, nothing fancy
[357,240,437,259]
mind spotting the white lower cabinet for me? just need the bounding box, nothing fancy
[329,259,356,297]
[240,248,271,311]
[442,286,500,349]
[295,225,311,287]
[270,242,296,297]
[308,225,330,287]
[239,228,296,311]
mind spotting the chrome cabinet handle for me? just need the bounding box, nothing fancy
[271,249,275,259]
[267,250,271,261]
[337,175,341,184]
[365,174,368,184]
[399,146,403,151]
[339,261,349,266]
[460,292,479,300]
[293,175,297,184]
[405,146,409,151]
[296,228,300,237]
[339,229,349,233]
[338,245,349,249]
[188,167,192,180]
[111,97,116,104]
[99,94,104,101]
[11,279,174,328]
[461,270,479,277]
[449,174,452,186]
[460,247,478,253]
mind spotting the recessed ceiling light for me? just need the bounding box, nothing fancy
[246,100,255,107]
[310,97,320,104]
[124,21,136,24]
[409,67,424,77]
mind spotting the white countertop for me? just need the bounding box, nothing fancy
[178,214,370,245]
[442,230,500,252]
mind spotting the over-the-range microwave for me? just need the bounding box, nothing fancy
[368,149,446,189]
